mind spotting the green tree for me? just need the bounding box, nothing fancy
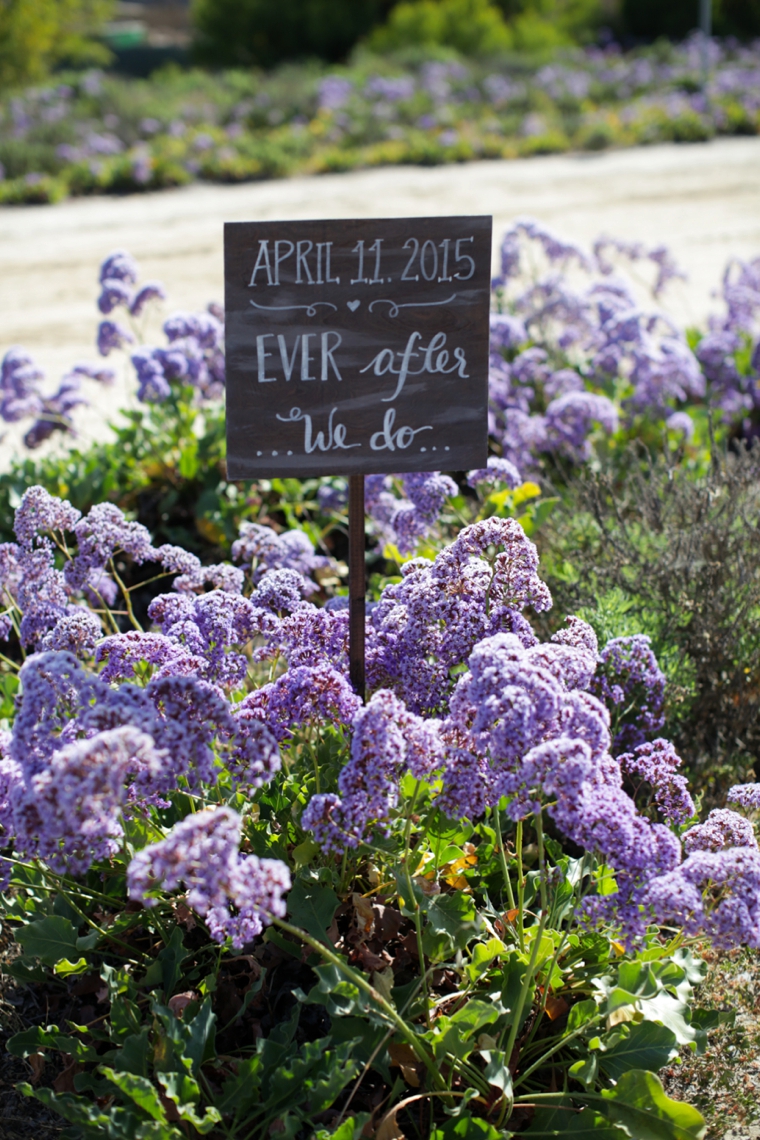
[368,0,513,54]
[191,0,394,68]
[0,0,114,89]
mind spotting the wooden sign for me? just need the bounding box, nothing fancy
[224,216,492,479]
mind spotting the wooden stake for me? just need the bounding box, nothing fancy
[348,474,366,701]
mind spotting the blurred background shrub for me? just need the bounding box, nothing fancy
[191,0,395,68]
[0,0,114,88]
[621,0,760,40]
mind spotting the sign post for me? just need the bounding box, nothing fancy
[224,215,493,697]
[348,474,366,700]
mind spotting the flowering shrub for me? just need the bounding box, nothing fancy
[1,34,759,204]
[3,219,758,572]
[1,483,758,1135]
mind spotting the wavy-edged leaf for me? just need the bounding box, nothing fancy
[585,1069,706,1140]
[599,1021,679,1082]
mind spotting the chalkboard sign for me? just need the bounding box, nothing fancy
[224,216,492,479]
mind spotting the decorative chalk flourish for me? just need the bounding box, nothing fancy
[249,300,338,316]
[368,293,457,317]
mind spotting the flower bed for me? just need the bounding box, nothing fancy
[0,223,759,1136]
[1,33,759,205]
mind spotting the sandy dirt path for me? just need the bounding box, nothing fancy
[1,135,759,464]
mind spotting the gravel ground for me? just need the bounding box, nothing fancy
[0,135,759,466]
[662,946,760,1140]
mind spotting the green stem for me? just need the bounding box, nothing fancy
[535,812,549,917]
[270,916,444,1090]
[493,804,517,913]
[513,1011,604,1089]
[496,909,548,1126]
[401,780,430,1027]
[499,910,548,1059]
[516,819,526,950]
[519,929,571,1054]
[50,879,147,964]
[109,559,143,632]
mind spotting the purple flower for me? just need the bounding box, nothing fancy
[95,631,200,683]
[65,502,157,591]
[467,456,522,489]
[364,472,457,555]
[683,809,757,854]
[544,391,619,462]
[303,689,441,852]
[0,347,44,423]
[666,411,695,438]
[618,738,695,826]
[70,362,116,385]
[41,610,102,657]
[99,250,138,286]
[232,523,330,589]
[647,847,760,949]
[240,664,361,742]
[130,348,171,402]
[98,278,133,314]
[727,784,760,812]
[590,635,666,753]
[14,486,80,548]
[10,727,163,875]
[129,281,167,316]
[127,806,291,948]
[489,313,527,351]
[97,320,135,357]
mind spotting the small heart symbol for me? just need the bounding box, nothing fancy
[347,300,361,312]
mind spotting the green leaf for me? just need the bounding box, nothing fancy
[158,926,189,997]
[639,990,699,1047]
[569,1055,598,1088]
[100,1067,167,1122]
[599,1022,679,1082]
[567,998,599,1033]
[53,957,90,976]
[113,1028,152,1077]
[431,1114,504,1140]
[8,1024,97,1062]
[292,838,320,869]
[314,1114,372,1140]
[526,1105,627,1137]
[466,937,507,982]
[422,891,480,959]
[15,914,80,966]
[587,1069,706,1140]
[287,877,339,944]
[179,440,199,479]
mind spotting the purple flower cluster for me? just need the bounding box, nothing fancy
[127,806,290,948]
[487,218,706,470]
[302,689,443,851]
[0,634,282,885]
[232,522,331,591]
[130,310,225,403]
[617,738,695,826]
[682,808,757,855]
[0,348,110,450]
[365,516,551,713]
[1,725,163,875]
[646,847,760,949]
[697,255,760,428]
[590,635,666,753]
[364,471,458,555]
[91,250,224,404]
[240,664,361,743]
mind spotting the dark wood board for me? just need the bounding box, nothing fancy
[224,215,492,479]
